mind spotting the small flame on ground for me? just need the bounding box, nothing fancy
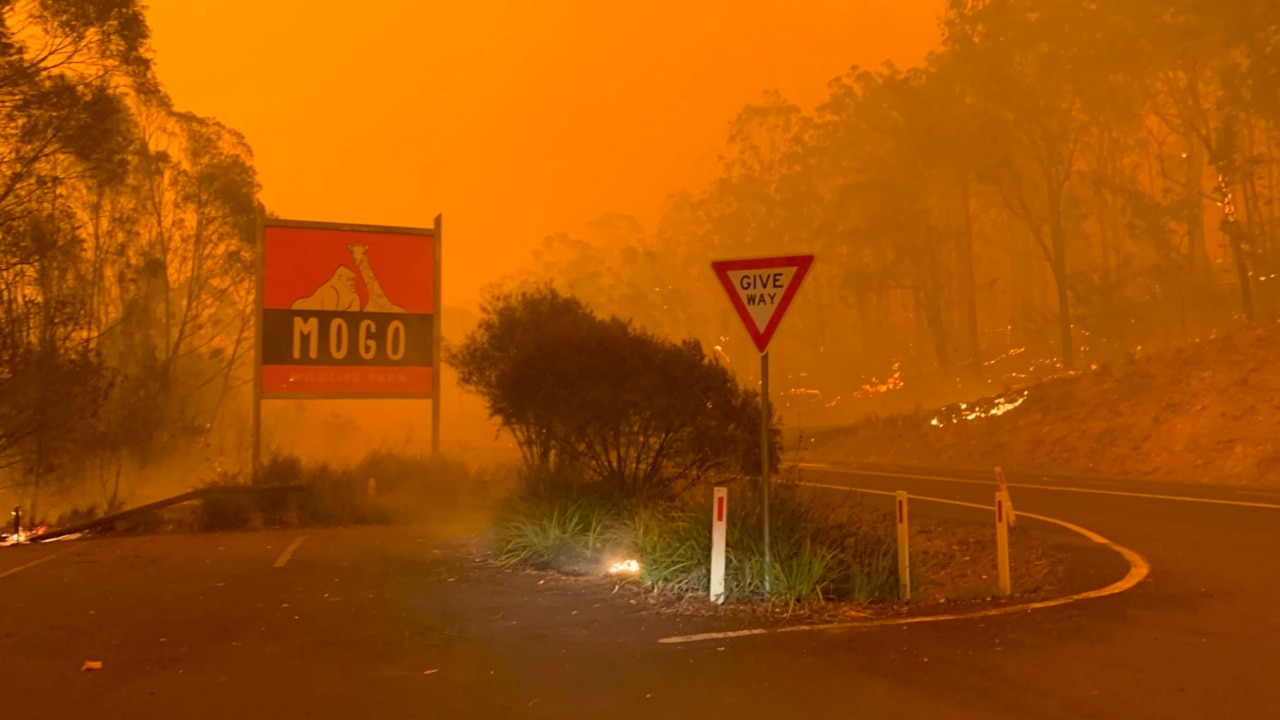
[608,559,640,575]
[853,361,904,398]
[931,391,1029,427]
[1,526,49,547]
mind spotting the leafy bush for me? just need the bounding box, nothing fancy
[448,284,780,502]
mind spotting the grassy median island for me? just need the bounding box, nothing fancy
[492,475,901,606]
[447,285,936,607]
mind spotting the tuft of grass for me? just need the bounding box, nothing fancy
[769,539,839,607]
[631,504,709,594]
[631,480,900,605]
[493,492,622,574]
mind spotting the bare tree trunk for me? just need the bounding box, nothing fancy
[1225,219,1256,323]
[1185,141,1211,274]
[956,170,983,378]
[1048,198,1075,369]
[920,225,952,372]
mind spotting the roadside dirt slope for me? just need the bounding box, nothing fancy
[808,321,1280,486]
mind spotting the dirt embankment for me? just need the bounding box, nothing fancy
[808,321,1280,487]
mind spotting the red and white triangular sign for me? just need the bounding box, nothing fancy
[712,255,814,354]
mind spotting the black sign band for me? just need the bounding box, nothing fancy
[262,309,433,367]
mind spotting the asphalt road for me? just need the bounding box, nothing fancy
[2,464,1279,719]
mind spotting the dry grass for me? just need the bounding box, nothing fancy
[810,321,1280,487]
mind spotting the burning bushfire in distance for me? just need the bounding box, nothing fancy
[852,361,904,398]
[930,390,1030,427]
[1,526,49,547]
[2,506,50,546]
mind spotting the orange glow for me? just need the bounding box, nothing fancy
[143,1,942,309]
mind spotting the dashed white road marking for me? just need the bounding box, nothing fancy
[274,535,309,568]
[0,551,67,579]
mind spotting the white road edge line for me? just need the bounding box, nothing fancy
[274,535,309,568]
[796,463,1280,511]
[657,483,1150,645]
[0,550,67,579]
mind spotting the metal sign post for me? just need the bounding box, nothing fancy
[252,205,266,475]
[711,254,814,596]
[432,213,443,455]
[760,349,770,591]
[896,491,911,600]
[996,491,1012,596]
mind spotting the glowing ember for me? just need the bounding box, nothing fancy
[983,347,1027,367]
[608,559,641,575]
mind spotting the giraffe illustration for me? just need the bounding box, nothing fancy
[290,243,406,313]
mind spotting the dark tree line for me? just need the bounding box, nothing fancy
[516,0,1280,422]
[0,1,260,520]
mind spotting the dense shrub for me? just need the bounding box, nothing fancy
[448,285,780,502]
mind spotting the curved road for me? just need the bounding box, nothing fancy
[1,463,1278,718]
[791,463,1280,719]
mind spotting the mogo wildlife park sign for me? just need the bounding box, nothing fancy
[253,215,442,467]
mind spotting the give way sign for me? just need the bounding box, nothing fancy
[712,255,814,354]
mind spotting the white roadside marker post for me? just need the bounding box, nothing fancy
[710,486,728,605]
[896,491,910,601]
[995,466,1016,527]
[996,491,1012,597]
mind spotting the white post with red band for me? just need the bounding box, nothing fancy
[710,486,728,605]
[896,491,910,601]
[996,491,1012,597]
[995,466,1016,527]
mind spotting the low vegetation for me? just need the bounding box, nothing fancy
[48,451,511,537]
[491,474,899,606]
[451,285,901,606]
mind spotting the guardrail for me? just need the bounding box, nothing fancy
[33,485,312,542]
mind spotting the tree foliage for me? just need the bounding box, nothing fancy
[448,285,779,500]
[0,0,260,518]
[512,0,1280,422]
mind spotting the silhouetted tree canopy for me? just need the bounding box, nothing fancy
[512,0,1280,425]
[0,0,260,520]
[448,285,780,500]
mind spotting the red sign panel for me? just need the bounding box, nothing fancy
[712,255,814,354]
[260,220,437,398]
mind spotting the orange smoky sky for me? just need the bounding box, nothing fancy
[144,1,942,311]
